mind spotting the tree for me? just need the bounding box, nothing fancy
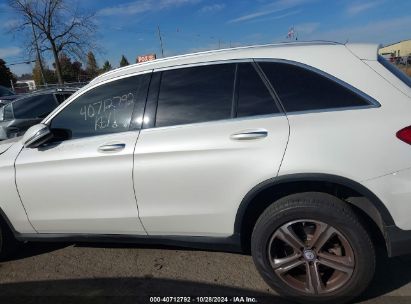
[33,58,56,86]
[72,61,84,81]
[0,59,16,88]
[120,55,129,67]
[86,51,99,79]
[101,60,112,73]
[18,73,33,80]
[9,0,97,85]
[54,53,76,82]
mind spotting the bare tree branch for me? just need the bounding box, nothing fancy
[8,0,98,84]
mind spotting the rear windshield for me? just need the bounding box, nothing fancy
[378,55,411,88]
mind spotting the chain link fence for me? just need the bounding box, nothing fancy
[13,81,89,94]
[384,55,411,78]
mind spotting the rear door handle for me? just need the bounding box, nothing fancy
[98,143,126,153]
[230,129,268,140]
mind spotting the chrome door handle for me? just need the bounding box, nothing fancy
[98,143,126,152]
[230,129,268,140]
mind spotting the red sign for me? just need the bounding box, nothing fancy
[137,54,157,63]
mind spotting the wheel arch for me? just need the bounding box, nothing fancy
[0,208,18,236]
[235,173,394,252]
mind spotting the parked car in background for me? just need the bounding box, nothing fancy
[0,85,18,107]
[0,88,76,140]
[0,85,14,97]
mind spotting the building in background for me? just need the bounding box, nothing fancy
[379,39,411,58]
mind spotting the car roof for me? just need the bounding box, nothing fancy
[27,87,78,95]
[6,87,77,106]
[90,41,379,86]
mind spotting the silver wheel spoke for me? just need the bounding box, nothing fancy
[311,224,337,251]
[272,253,304,275]
[318,252,354,274]
[276,226,305,251]
[268,219,355,295]
[305,262,323,294]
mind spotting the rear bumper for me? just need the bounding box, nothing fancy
[386,225,411,257]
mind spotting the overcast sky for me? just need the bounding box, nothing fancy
[1,0,411,76]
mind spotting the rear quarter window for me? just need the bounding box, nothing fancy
[259,62,371,112]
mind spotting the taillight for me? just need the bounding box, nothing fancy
[397,126,411,145]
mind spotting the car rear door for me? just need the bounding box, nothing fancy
[15,73,151,234]
[133,61,290,236]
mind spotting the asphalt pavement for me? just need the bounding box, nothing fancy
[0,242,411,303]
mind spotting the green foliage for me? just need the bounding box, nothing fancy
[0,59,16,88]
[32,59,57,86]
[120,55,129,67]
[101,60,112,73]
[86,51,99,79]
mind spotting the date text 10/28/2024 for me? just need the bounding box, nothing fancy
[149,297,258,303]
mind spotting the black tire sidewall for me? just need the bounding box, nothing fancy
[251,194,375,303]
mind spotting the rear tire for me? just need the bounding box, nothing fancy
[251,192,375,304]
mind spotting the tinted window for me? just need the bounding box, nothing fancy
[259,62,370,112]
[13,94,58,119]
[0,86,14,97]
[55,92,73,104]
[155,64,235,127]
[51,74,150,139]
[237,63,279,117]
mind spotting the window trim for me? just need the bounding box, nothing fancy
[255,59,381,115]
[144,60,284,130]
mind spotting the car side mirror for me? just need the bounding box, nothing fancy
[22,124,53,148]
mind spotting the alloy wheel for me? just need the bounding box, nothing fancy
[268,219,355,295]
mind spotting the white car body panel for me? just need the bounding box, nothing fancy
[0,140,36,233]
[14,131,146,234]
[134,115,289,236]
[0,42,409,237]
[363,168,411,230]
[364,60,411,98]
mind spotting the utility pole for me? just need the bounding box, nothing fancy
[30,22,47,86]
[10,79,15,92]
[157,25,165,58]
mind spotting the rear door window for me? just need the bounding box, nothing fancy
[236,63,279,117]
[155,63,235,127]
[259,62,371,112]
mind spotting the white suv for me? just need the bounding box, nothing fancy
[1,42,411,303]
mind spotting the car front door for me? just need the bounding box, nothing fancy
[15,73,151,234]
[133,62,290,236]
